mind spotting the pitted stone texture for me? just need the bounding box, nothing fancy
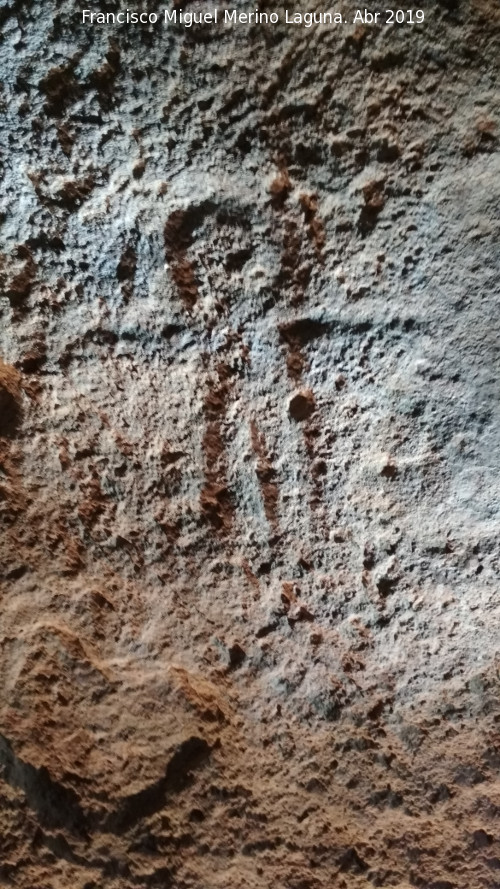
[0,1,500,887]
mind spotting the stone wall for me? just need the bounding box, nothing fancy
[0,2,499,887]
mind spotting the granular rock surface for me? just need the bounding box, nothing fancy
[1,1,500,887]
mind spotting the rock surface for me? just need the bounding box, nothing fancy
[1,1,500,887]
